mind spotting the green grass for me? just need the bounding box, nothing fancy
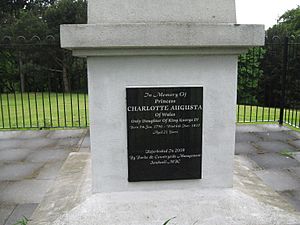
[0,92,89,129]
[279,150,295,159]
[0,93,299,130]
[237,104,300,129]
[13,216,29,225]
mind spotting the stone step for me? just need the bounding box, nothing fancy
[28,152,91,225]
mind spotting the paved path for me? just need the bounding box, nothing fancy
[0,129,88,225]
[236,124,300,211]
[0,124,299,224]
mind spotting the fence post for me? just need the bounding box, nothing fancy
[279,37,289,126]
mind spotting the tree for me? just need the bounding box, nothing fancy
[237,47,265,105]
[0,0,88,93]
[264,6,300,108]
[237,6,300,108]
[44,0,87,92]
[0,0,27,21]
[44,0,87,39]
[0,10,49,92]
[277,6,300,36]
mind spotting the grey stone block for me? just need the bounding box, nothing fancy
[234,142,257,155]
[0,139,24,150]
[0,204,16,225]
[4,203,38,225]
[255,169,300,191]
[0,163,43,181]
[21,138,60,150]
[236,125,265,133]
[0,139,59,151]
[79,147,90,153]
[235,132,261,143]
[0,131,21,140]
[80,136,90,148]
[61,23,265,51]
[0,181,10,192]
[255,141,296,153]
[47,129,85,139]
[29,152,91,225]
[17,130,50,139]
[36,162,64,180]
[254,131,297,142]
[290,140,300,150]
[0,149,33,162]
[288,130,300,139]
[280,190,300,211]
[248,153,300,170]
[26,149,70,163]
[287,167,300,179]
[293,152,300,163]
[0,180,53,204]
[55,138,81,148]
[259,124,290,132]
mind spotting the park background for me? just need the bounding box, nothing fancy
[0,0,299,129]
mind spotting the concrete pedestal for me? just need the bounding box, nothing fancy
[87,55,238,192]
[61,0,264,193]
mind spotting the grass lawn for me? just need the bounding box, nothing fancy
[0,93,299,130]
[0,92,89,129]
[237,105,300,129]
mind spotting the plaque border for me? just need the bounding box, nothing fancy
[126,85,204,182]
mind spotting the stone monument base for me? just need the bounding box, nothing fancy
[51,189,299,225]
[29,153,300,225]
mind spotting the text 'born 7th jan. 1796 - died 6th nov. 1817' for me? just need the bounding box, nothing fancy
[126,86,203,182]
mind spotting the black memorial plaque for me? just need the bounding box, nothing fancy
[126,87,203,182]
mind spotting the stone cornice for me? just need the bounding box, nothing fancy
[60,23,265,56]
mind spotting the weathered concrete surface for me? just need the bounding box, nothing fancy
[29,152,91,225]
[28,127,300,225]
[0,204,16,225]
[255,169,300,191]
[233,155,295,211]
[2,125,300,224]
[3,203,38,225]
[0,129,88,225]
[88,0,237,24]
[88,55,240,193]
[51,190,299,225]
[33,154,299,225]
[0,180,54,204]
[235,124,300,213]
[61,23,265,51]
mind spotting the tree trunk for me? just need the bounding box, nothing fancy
[62,51,70,92]
[19,51,25,93]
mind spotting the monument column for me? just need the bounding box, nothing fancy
[61,0,264,193]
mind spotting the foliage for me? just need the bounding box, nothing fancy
[0,0,26,21]
[238,47,265,105]
[237,6,300,109]
[0,0,87,93]
[42,0,87,92]
[266,6,300,38]
[277,6,300,36]
[13,216,29,225]
[279,150,295,159]
[263,6,300,108]
[1,10,48,39]
[0,1,299,113]
[44,0,87,39]
[0,50,18,92]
